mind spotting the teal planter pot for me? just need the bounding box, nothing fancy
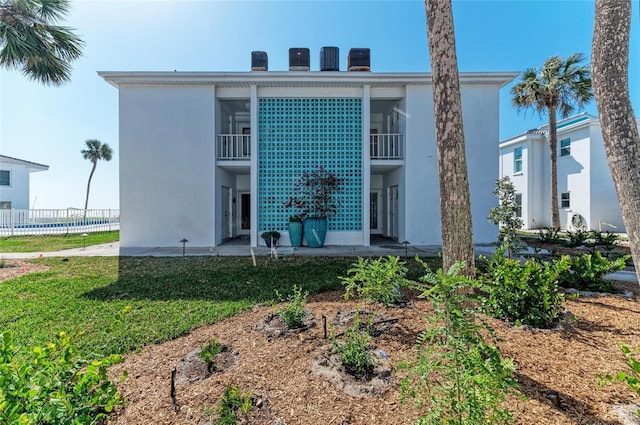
[303,217,328,248]
[288,221,303,247]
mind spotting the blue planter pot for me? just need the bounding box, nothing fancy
[263,238,279,248]
[303,217,328,248]
[288,221,303,247]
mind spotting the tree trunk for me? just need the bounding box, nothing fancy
[424,0,475,276]
[548,105,561,229]
[592,0,640,284]
[84,161,97,213]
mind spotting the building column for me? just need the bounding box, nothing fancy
[362,85,371,246]
[250,85,259,247]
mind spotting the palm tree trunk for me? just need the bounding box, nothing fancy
[84,161,97,214]
[548,105,561,229]
[425,0,475,276]
[592,0,640,284]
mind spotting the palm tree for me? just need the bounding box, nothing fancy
[425,0,475,276]
[81,140,113,212]
[592,0,640,284]
[0,0,83,85]
[511,53,593,229]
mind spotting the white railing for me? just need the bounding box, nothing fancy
[217,134,251,160]
[370,134,404,159]
[0,209,120,236]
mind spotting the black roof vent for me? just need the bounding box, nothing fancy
[251,51,268,71]
[289,48,310,71]
[348,48,370,71]
[320,46,339,71]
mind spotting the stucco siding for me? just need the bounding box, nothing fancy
[119,86,216,247]
[0,165,30,209]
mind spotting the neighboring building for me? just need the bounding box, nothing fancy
[100,55,516,249]
[499,113,639,232]
[0,155,49,209]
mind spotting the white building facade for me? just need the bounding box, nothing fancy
[0,155,49,210]
[499,113,639,232]
[100,70,516,249]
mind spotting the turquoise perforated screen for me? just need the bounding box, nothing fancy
[258,98,363,232]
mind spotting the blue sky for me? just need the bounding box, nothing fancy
[1,0,638,209]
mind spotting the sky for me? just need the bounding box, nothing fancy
[0,0,638,210]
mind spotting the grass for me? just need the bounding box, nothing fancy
[0,255,435,360]
[0,231,120,253]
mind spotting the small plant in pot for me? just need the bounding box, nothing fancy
[261,230,280,247]
[284,166,340,248]
[287,214,303,247]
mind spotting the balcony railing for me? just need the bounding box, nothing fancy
[217,134,251,160]
[370,133,404,159]
[216,133,404,160]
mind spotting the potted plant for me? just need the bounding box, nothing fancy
[261,230,281,248]
[284,166,340,248]
[288,215,303,248]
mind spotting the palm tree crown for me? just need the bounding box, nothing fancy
[511,53,593,117]
[81,139,113,211]
[510,53,593,229]
[0,0,84,85]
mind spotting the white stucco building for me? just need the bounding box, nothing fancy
[0,155,49,210]
[499,113,639,232]
[100,59,516,249]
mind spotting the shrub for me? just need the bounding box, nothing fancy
[401,261,517,425]
[0,330,126,424]
[274,284,308,329]
[564,228,590,247]
[331,311,376,379]
[479,247,570,328]
[487,176,526,258]
[340,256,410,306]
[215,384,253,425]
[599,344,640,415]
[558,251,629,293]
[538,227,563,244]
[199,338,225,364]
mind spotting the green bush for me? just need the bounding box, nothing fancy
[331,311,376,379]
[479,247,569,328]
[199,338,225,364]
[599,344,640,415]
[564,228,590,247]
[0,330,126,424]
[274,284,308,329]
[538,227,563,244]
[558,251,629,293]
[215,384,253,425]
[401,261,517,425]
[340,256,410,306]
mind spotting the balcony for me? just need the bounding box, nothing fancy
[370,134,403,159]
[217,134,251,160]
[216,133,404,160]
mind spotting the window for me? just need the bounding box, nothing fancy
[514,147,523,173]
[0,201,10,209]
[561,192,570,208]
[515,193,522,218]
[560,138,571,157]
[0,170,9,186]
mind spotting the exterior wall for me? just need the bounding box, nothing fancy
[403,85,439,244]
[118,85,216,247]
[461,85,502,243]
[558,125,591,229]
[588,122,625,231]
[0,164,30,209]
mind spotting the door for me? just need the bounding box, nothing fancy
[238,191,250,235]
[222,186,232,240]
[370,190,382,234]
[387,186,399,240]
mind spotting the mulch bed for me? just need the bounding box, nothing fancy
[105,281,640,425]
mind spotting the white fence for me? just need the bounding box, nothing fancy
[0,209,120,236]
[217,134,251,160]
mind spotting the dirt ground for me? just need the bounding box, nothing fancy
[4,258,640,424]
[104,282,640,425]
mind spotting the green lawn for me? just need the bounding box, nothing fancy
[0,255,433,360]
[0,231,120,253]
